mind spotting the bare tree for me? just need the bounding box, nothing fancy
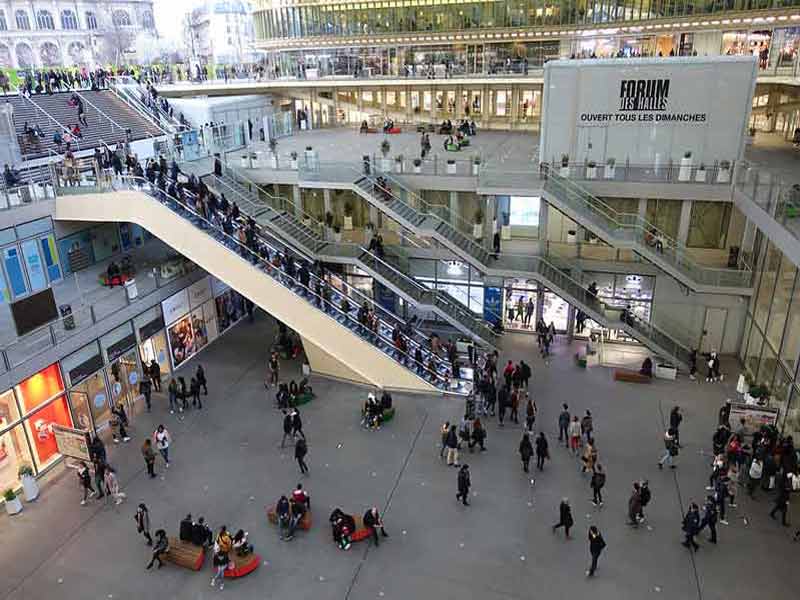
[97,24,138,66]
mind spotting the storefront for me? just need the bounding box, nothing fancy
[212,277,247,333]
[723,30,772,69]
[0,363,73,491]
[134,306,170,380]
[62,342,110,432]
[503,279,538,332]
[100,323,141,415]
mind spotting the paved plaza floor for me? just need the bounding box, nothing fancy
[1,314,798,600]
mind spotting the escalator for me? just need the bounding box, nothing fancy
[205,171,500,348]
[55,176,466,394]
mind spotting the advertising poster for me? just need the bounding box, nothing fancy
[483,286,502,326]
[167,315,195,368]
[161,289,190,326]
[190,307,209,352]
[52,425,91,461]
[203,300,219,343]
[215,290,245,333]
[728,403,779,437]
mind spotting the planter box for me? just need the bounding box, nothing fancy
[240,156,248,168]
[413,164,422,174]
[501,225,512,240]
[4,496,22,515]
[21,475,39,501]
[473,223,483,239]
[269,154,278,169]
[566,231,577,244]
[290,159,298,170]
[655,364,677,380]
[586,166,597,179]
[394,161,403,174]
[604,165,616,179]
[343,215,353,231]
[472,163,479,176]
[559,166,570,177]
[678,157,692,181]
[717,169,731,183]
[447,162,456,175]
[695,170,707,183]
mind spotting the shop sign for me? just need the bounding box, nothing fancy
[138,315,165,342]
[161,289,190,326]
[483,286,502,326]
[188,277,213,309]
[106,333,137,363]
[52,425,91,461]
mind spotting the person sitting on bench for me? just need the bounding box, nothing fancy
[191,516,213,547]
[363,393,382,429]
[107,261,121,281]
[232,529,253,556]
[363,507,389,546]
[215,526,232,554]
[277,495,292,540]
[329,508,356,550]
[298,378,313,396]
[146,529,169,570]
[289,484,311,533]
[640,357,653,378]
[180,514,194,541]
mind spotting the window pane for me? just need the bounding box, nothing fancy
[766,256,796,353]
[645,199,681,239]
[687,201,732,249]
[757,340,778,388]
[754,244,780,330]
[23,396,73,470]
[0,389,21,428]
[0,423,34,488]
[15,364,65,414]
[745,326,764,377]
[780,285,800,375]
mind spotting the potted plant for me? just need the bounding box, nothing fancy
[560,154,570,177]
[333,224,342,243]
[717,160,731,183]
[413,158,422,174]
[18,464,38,501]
[250,151,260,168]
[394,154,404,174]
[695,163,707,182]
[380,139,391,172]
[343,202,354,230]
[603,158,616,179]
[240,154,248,168]
[290,151,298,170]
[4,488,22,515]
[267,138,278,168]
[473,208,484,240]
[567,229,577,244]
[586,160,597,180]
[447,159,457,175]
[472,156,481,176]
[678,151,693,181]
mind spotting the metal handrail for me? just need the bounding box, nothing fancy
[109,76,178,134]
[18,93,81,152]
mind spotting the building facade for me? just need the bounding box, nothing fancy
[0,0,157,69]
[186,0,256,66]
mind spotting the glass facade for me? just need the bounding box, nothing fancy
[254,0,797,41]
[739,235,800,440]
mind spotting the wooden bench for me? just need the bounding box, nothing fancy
[613,369,652,384]
[164,537,205,571]
[223,553,261,578]
[267,505,312,530]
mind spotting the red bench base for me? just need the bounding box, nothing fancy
[223,554,261,578]
[613,369,652,383]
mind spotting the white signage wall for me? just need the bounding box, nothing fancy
[188,277,213,309]
[161,289,190,326]
[539,56,758,168]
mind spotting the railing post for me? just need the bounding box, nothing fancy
[49,324,57,347]
[90,305,97,324]
[1,350,10,372]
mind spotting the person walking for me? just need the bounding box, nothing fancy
[140,377,152,412]
[669,406,683,447]
[149,359,161,391]
[535,432,549,471]
[519,432,533,473]
[581,438,597,474]
[153,424,171,468]
[146,529,169,570]
[590,464,606,507]
[77,461,95,505]
[681,502,701,551]
[190,377,201,409]
[715,475,731,525]
[196,364,208,395]
[552,498,574,538]
[586,526,606,577]
[292,408,306,440]
[581,410,593,443]
[210,549,229,590]
[445,424,459,466]
[267,352,280,387]
[141,439,157,478]
[281,410,294,448]
[509,388,520,424]
[568,416,582,455]
[456,464,471,506]
[168,378,178,414]
[628,482,643,527]
[439,421,450,459]
[769,473,790,526]
[525,397,537,433]
[135,503,153,545]
[110,402,131,443]
[747,456,763,497]
[658,427,679,469]
[295,436,309,475]
[93,457,107,499]
[701,495,718,544]
[558,404,570,446]
[638,480,652,522]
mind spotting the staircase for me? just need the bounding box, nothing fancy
[542,171,753,294]
[8,90,164,158]
[347,170,693,368]
[205,171,499,348]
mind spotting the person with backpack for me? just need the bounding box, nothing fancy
[291,408,305,440]
[558,404,570,446]
[681,502,701,551]
[295,436,309,474]
[535,432,549,471]
[581,410,593,443]
[586,526,606,577]
[110,402,131,443]
[590,464,606,507]
[445,425,459,466]
[456,464,471,506]
[519,432,533,473]
[658,428,679,469]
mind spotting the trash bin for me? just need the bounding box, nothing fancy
[60,304,75,330]
[124,278,138,301]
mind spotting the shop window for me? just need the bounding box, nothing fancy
[687,202,732,249]
[15,364,64,414]
[23,396,73,470]
[766,256,796,353]
[754,244,781,331]
[645,199,681,241]
[3,246,28,298]
[106,349,139,413]
[780,285,800,374]
[83,372,111,430]
[0,423,34,490]
[542,291,569,331]
[0,390,20,427]
[20,239,46,292]
[745,325,764,378]
[508,196,541,228]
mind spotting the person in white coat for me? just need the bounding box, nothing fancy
[153,424,172,468]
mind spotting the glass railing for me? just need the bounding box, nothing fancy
[733,160,800,246]
[535,159,736,186]
[73,173,467,392]
[544,171,752,288]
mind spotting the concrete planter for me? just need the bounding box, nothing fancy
[717,168,731,183]
[695,169,707,183]
[447,161,456,175]
[559,166,570,177]
[604,164,616,179]
[473,223,483,240]
[4,496,22,515]
[586,166,597,179]
[21,475,39,501]
[678,157,693,181]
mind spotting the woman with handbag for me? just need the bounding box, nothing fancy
[658,428,679,469]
